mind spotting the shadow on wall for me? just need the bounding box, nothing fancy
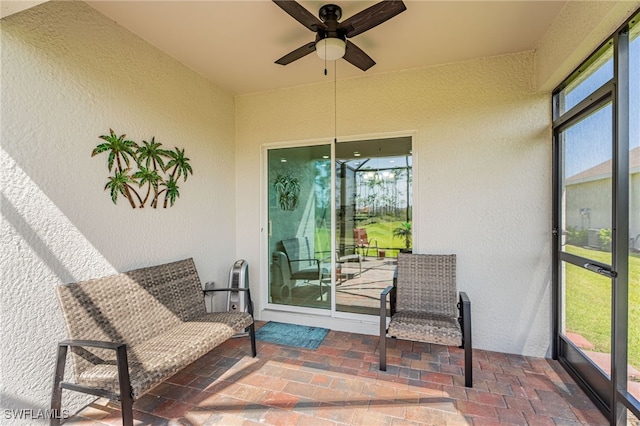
[0,393,49,413]
[1,193,75,284]
[1,148,115,414]
[514,240,553,357]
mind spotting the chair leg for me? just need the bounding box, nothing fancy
[50,344,68,426]
[379,334,387,371]
[379,299,387,371]
[464,338,472,388]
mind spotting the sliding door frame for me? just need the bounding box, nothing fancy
[259,131,417,333]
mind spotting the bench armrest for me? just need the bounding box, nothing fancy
[52,340,133,425]
[203,287,254,316]
[58,340,125,350]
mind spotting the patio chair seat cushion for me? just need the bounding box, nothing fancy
[387,310,462,347]
[75,311,253,398]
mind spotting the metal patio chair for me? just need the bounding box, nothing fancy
[354,228,378,257]
[379,253,472,387]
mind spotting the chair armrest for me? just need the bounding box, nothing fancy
[380,285,396,317]
[288,258,320,267]
[380,286,396,340]
[381,286,395,298]
[203,288,254,317]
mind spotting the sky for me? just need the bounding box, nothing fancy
[563,34,640,179]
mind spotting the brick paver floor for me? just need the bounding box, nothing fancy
[66,321,610,425]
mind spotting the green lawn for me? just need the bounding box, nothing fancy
[362,221,411,255]
[565,245,640,370]
[314,220,411,259]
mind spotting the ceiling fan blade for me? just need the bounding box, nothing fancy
[273,0,327,32]
[338,0,406,38]
[275,41,317,65]
[343,40,375,71]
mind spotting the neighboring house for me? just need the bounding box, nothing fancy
[565,146,640,249]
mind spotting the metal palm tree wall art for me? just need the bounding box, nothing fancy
[92,129,193,208]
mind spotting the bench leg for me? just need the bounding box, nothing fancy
[249,323,257,357]
[50,344,68,426]
[464,339,472,388]
[460,293,473,388]
[116,345,134,426]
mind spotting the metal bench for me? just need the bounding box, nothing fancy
[50,258,256,425]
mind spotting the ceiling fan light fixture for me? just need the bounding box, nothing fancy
[316,37,346,61]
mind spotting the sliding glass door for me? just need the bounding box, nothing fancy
[267,144,331,311]
[265,137,412,318]
[334,138,412,316]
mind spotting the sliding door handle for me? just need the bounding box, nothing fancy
[584,263,617,279]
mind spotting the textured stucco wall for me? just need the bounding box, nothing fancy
[535,0,640,92]
[1,0,235,418]
[236,52,553,357]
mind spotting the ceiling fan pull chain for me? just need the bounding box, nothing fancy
[324,43,328,75]
[334,60,337,144]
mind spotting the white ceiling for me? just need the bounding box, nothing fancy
[86,0,567,95]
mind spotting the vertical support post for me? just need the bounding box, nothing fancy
[612,26,630,426]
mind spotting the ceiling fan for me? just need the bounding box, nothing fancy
[273,0,406,71]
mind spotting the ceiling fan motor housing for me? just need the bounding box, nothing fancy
[317,4,343,42]
[319,4,342,22]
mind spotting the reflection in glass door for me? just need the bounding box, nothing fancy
[334,138,412,316]
[267,145,331,310]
